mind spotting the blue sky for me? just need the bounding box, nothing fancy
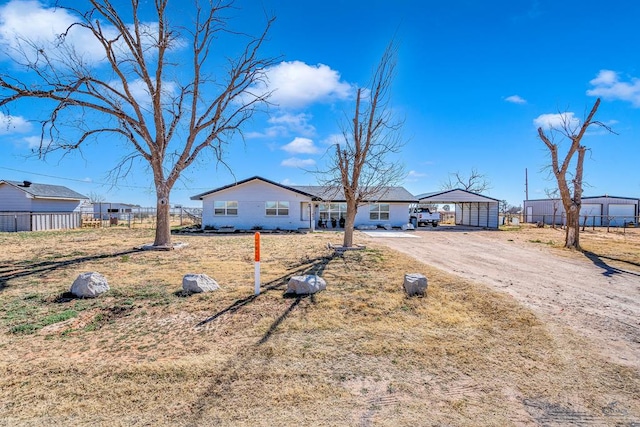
[1,0,639,208]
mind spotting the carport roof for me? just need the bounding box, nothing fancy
[416,188,500,203]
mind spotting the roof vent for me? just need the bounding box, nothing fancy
[22,180,32,187]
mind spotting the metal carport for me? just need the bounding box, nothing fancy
[416,188,500,229]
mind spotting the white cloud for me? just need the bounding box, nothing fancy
[107,78,178,106]
[587,69,640,107]
[0,1,174,65]
[269,113,316,136]
[246,113,317,139]
[407,170,427,178]
[404,170,427,183]
[281,157,316,168]
[505,95,527,104]
[281,137,319,154]
[0,112,31,134]
[533,112,579,130]
[260,61,355,109]
[0,1,108,63]
[321,133,344,146]
[280,178,295,186]
[22,136,41,149]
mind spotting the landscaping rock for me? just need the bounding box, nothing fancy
[356,225,377,230]
[401,223,415,230]
[285,275,326,295]
[182,273,220,293]
[70,272,110,298]
[403,273,428,297]
[383,224,393,230]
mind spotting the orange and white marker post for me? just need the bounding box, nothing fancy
[254,232,261,295]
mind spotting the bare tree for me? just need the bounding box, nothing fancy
[88,191,106,203]
[0,0,276,247]
[537,98,612,249]
[544,187,561,228]
[320,42,405,248]
[442,168,491,193]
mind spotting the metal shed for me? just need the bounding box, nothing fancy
[523,195,639,227]
[416,188,500,229]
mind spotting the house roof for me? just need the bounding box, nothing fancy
[1,180,88,200]
[190,176,417,203]
[190,176,322,201]
[416,188,500,203]
[292,185,417,203]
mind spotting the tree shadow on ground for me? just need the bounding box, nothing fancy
[0,249,141,293]
[195,253,333,328]
[582,251,640,278]
[188,254,333,425]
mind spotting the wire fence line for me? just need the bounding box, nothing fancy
[522,213,638,229]
[0,207,202,232]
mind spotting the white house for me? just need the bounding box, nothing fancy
[190,176,417,231]
[0,180,88,232]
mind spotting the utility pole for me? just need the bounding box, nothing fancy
[525,168,529,201]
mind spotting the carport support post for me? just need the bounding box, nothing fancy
[254,232,261,295]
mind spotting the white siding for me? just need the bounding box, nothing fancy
[580,203,602,226]
[201,180,313,230]
[524,196,639,227]
[607,204,636,226]
[523,200,564,225]
[353,203,410,228]
[31,198,83,213]
[0,184,32,211]
[454,202,499,228]
[419,189,499,228]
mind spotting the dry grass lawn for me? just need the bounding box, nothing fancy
[0,227,638,426]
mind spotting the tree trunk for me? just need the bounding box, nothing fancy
[153,184,172,247]
[342,203,358,248]
[564,205,580,249]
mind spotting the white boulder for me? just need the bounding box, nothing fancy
[182,273,220,293]
[286,275,326,295]
[401,223,415,231]
[403,273,428,297]
[70,272,110,298]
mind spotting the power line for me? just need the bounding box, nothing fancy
[0,166,211,191]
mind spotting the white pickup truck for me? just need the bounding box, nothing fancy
[410,207,440,227]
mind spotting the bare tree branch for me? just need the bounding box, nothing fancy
[0,0,278,246]
[441,168,491,193]
[318,41,405,247]
[537,98,613,249]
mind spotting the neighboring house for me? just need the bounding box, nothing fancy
[416,188,501,229]
[92,202,138,220]
[524,195,639,227]
[190,176,417,231]
[0,180,88,232]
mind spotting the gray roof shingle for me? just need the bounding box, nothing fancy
[190,176,417,203]
[2,180,88,200]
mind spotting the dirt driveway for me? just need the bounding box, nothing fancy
[362,226,640,369]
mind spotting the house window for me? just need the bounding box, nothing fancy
[214,201,238,216]
[369,203,390,221]
[319,203,347,221]
[266,201,289,216]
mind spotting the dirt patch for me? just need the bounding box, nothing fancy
[366,225,640,368]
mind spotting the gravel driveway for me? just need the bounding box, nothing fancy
[362,226,640,369]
